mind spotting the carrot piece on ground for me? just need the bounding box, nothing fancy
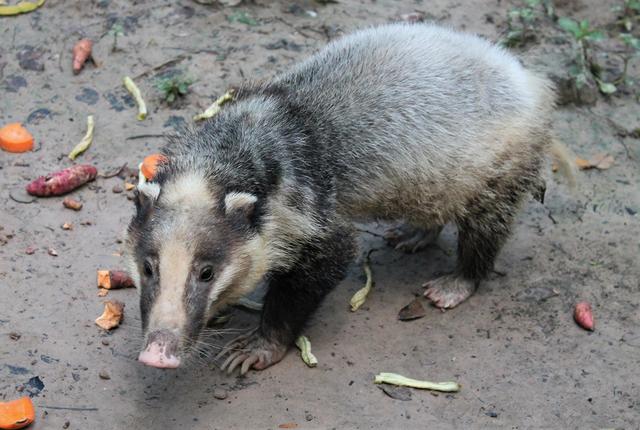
[0,123,34,153]
[140,153,168,180]
[0,396,35,430]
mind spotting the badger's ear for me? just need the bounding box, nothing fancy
[134,182,160,220]
[224,191,257,222]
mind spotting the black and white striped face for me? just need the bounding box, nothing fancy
[126,172,268,368]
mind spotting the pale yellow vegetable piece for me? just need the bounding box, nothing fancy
[374,372,460,392]
[350,256,372,311]
[123,76,147,120]
[0,0,45,16]
[193,90,234,121]
[68,115,95,160]
[295,335,318,368]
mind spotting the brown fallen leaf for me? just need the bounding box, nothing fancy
[576,153,615,170]
[95,300,124,330]
[575,157,592,170]
[62,197,83,211]
[589,153,614,170]
[398,297,426,321]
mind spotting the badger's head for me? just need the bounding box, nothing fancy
[125,168,269,369]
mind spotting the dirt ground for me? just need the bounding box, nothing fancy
[1,0,639,428]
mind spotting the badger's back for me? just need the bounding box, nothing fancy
[274,24,554,222]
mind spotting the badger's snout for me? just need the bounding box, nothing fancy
[138,330,182,369]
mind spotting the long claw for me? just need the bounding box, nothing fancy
[222,351,243,371]
[240,355,260,375]
[227,354,248,374]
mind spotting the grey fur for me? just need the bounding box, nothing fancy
[126,23,556,370]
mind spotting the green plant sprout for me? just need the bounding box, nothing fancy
[156,74,193,105]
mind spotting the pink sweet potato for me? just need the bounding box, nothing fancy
[72,39,93,75]
[97,270,135,290]
[574,301,594,331]
[26,164,97,197]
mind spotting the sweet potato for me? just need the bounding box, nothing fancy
[26,164,97,196]
[574,301,594,331]
[0,396,35,430]
[97,270,135,290]
[95,300,124,330]
[72,39,93,75]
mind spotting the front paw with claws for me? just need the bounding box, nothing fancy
[216,329,288,375]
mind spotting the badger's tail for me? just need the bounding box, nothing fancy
[549,138,577,189]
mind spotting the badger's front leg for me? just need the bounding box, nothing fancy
[218,225,356,374]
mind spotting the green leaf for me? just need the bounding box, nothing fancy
[596,80,617,94]
[586,30,605,41]
[558,17,580,38]
[166,92,176,103]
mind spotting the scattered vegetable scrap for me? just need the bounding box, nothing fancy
[124,182,135,191]
[97,270,134,290]
[72,39,93,75]
[575,153,614,170]
[68,115,94,160]
[350,254,373,311]
[62,197,83,211]
[295,335,318,368]
[374,372,460,393]
[123,76,147,120]
[0,0,45,16]
[193,90,235,121]
[62,222,73,230]
[278,423,298,429]
[574,301,595,331]
[0,123,34,153]
[0,396,35,430]
[95,300,124,330]
[47,248,58,256]
[26,164,97,196]
[140,153,168,181]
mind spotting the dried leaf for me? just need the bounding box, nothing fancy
[575,157,592,170]
[398,298,426,321]
[378,384,412,401]
[589,153,614,170]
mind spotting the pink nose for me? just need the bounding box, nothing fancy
[138,342,181,368]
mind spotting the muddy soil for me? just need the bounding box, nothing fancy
[1,0,639,429]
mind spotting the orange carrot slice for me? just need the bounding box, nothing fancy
[0,123,34,153]
[0,396,35,429]
[140,154,168,180]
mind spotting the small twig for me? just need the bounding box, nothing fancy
[125,134,167,141]
[99,162,128,179]
[547,211,558,225]
[40,405,99,412]
[133,55,188,80]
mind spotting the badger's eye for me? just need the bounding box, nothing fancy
[199,266,214,282]
[143,260,154,278]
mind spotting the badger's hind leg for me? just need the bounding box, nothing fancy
[218,223,356,374]
[384,223,443,253]
[424,170,536,309]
